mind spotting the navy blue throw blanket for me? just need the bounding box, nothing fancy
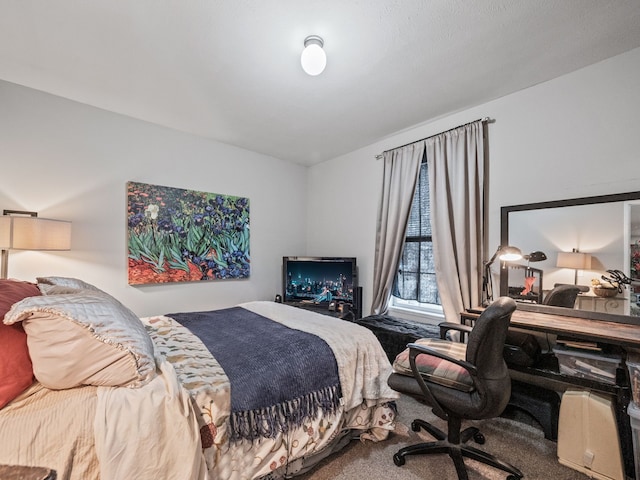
[168,307,342,443]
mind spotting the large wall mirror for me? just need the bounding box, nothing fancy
[499,191,640,324]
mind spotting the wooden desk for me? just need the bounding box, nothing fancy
[465,306,640,479]
[508,308,640,349]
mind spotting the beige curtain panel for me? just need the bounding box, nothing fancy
[370,143,424,315]
[427,120,485,321]
[370,119,486,320]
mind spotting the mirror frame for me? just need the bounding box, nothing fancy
[499,190,640,325]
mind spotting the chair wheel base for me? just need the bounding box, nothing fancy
[473,432,485,444]
[391,423,523,479]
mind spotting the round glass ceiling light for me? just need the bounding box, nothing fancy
[301,35,326,76]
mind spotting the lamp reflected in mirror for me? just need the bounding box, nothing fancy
[556,248,591,285]
[524,250,547,265]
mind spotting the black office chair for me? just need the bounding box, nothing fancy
[388,297,523,480]
[542,284,582,308]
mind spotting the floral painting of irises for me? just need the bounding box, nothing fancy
[127,181,250,284]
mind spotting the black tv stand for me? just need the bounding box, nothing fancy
[286,300,361,320]
[284,286,363,320]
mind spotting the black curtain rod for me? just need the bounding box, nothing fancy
[375,117,492,159]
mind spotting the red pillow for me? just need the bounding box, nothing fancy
[0,279,41,409]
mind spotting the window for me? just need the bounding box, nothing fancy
[391,159,442,314]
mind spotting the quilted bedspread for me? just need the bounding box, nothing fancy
[142,300,398,480]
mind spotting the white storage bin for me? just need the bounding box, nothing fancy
[628,401,640,480]
[627,353,640,404]
[553,345,621,384]
[557,390,624,480]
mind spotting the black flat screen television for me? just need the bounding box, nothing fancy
[282,256,357,307]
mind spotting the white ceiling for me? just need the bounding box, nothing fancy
[2,1,640,166]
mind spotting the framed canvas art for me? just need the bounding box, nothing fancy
[127,181,250,284]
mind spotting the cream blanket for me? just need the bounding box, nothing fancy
[94,358,209,480]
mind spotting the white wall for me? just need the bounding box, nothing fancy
[0,80,308,316]
[308,47,640,317]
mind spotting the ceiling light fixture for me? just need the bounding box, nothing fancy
[301,35,326,76]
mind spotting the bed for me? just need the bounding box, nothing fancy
[0,277,398,480]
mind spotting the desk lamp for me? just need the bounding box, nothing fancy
[0,210,71,279]
[483,245,523,304]
[524,250,547,265]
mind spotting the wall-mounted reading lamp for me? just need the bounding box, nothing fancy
[0,210,72,279]
[483,245,523,304]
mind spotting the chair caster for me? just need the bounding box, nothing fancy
[393,453,405,466]
[410,420,421,432]
[506,475,521,480]
[473,432,485,444]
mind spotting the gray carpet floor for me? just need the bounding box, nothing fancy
[298,393,592,480]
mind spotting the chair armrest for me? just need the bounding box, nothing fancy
[438,322,473,341]
[438,322,473,343]
[407,343,478,378]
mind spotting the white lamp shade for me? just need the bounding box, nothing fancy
[556,251,591,270]
[0,217,11,249]
[6,217,71,250]
[301,37,326,76]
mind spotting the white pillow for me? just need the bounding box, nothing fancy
[37,276,103,294]
[4,278,156,389]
